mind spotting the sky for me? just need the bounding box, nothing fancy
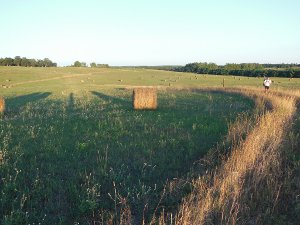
[0,0,299,66]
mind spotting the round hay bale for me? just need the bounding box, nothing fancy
[132,88,157,110]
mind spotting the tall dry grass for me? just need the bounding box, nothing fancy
[156,88,298,225]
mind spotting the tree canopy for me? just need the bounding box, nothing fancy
[72,61,109,68]
[0,56,57,67]
[173,62,300,78]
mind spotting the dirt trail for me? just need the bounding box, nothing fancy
[8,73,167,89]
[10,73,93,87]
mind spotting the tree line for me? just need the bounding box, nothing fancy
[72,61,109,68]
[173,63,300,78]
[0,56,57,67]
[262,63,300,69]
[113,65,181,70]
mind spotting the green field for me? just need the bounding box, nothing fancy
[0,67,298,224]
[1,67,300,96]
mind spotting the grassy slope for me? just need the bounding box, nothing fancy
[1,67,300,98]
[1,67,300,224]
[0,67,259,224]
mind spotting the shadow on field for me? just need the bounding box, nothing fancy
[0,88,258,224]
[67,93,75,113]
[6,92,51,112]
[90,91,131,108]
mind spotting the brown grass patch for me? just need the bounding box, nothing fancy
[133,88,157,110]
[122,87,298,225]
[159,88,298,225]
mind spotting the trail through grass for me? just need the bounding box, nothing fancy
[1,67,298,224]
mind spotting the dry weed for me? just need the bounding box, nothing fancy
[0,96,5,114]
[157,88,297,225]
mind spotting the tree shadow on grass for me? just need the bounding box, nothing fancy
[0,89,258,224]
[90,91,131,109]
[6,92,52,112]
[67,93,75,114]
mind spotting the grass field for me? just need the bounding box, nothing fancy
[0,67,299,224]
[1,67,300,95]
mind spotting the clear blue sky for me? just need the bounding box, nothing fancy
[1,0,299,66]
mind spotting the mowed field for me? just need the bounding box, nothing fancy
[1,67,300,94]
[0,67,299,224]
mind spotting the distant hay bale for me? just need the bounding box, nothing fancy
[133,88,157,110]
[0,97,5,114]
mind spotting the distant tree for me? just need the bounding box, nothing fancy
[81,62,87,67]
[289,68,295,78]
[20,57,29,67]
[90,62,97,67]
[14,56,21,66]
[3,57,14,66]
[224,63,241,70]
[73,61,81,67]
[0,56,56,67]
[96,64,109,68]
[43,58,53,67]
[37,60,44,67]
[28,58,37,67]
